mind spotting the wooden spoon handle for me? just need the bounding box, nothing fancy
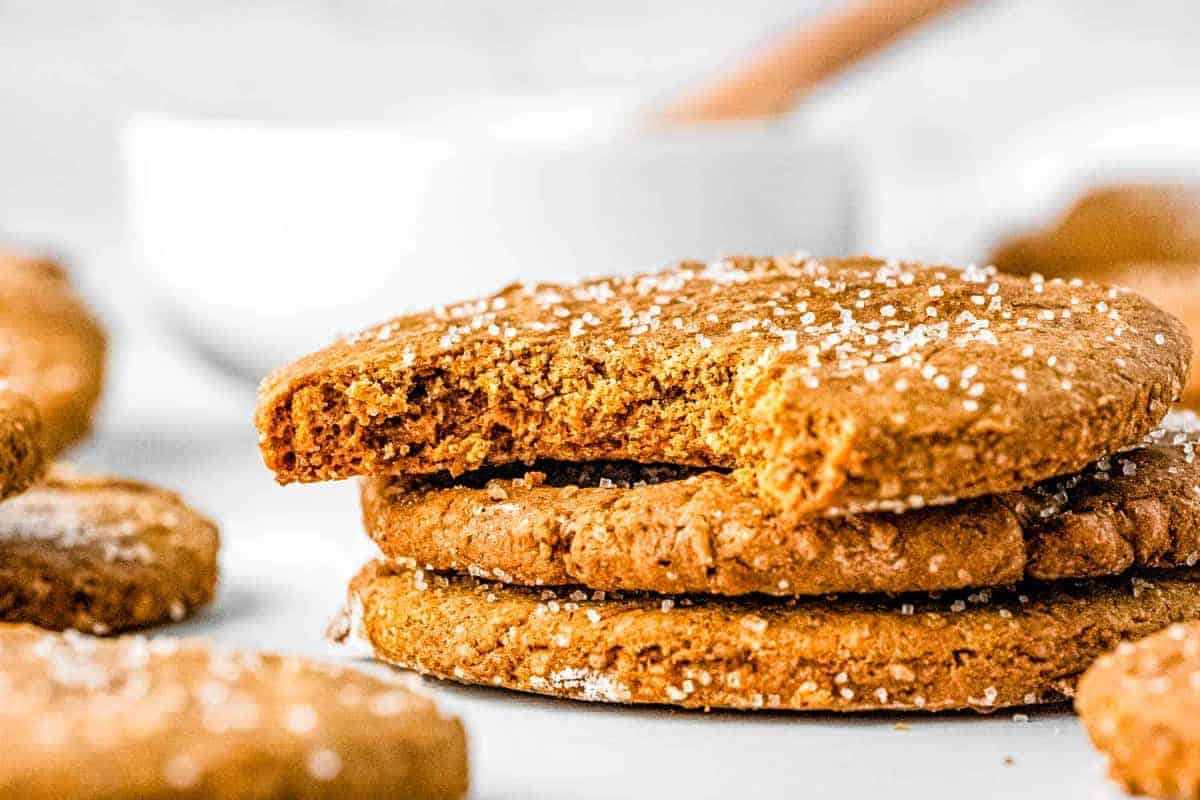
[658,0,968,125]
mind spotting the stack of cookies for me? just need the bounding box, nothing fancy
[257,255,1200,713]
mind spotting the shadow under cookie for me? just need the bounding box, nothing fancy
[0,465,219,634]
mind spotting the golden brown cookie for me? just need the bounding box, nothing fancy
[258,256,1189,516]
[0,248,106,454]
[0,390,44,500]
[348,559,1200,713]
[990,185,1200,408]
[0,624,468,799]
[0,465,219,634]
[362,414,1200,597]
[1077,621,1200,799]
[1025,260,1198,409]
[1100,261,1200,408]
[992,184,1200,277]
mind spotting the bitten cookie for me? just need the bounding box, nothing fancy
[258,256,1189,516]
[347,559,1200,713]
[0,390,44,500]
[363,414,1200,597]
[1077,621,1200,799]
[0,465,219,634]
[0,624,468,799]
[0,248,106,454]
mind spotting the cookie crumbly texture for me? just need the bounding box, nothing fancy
[0,465,219,634]
[348,559,1200,713]
[0,624,468,799]
[0,390,44,500]
[990,185,1200,408]
[363,413,1200,597]
[1077,622,1200,799]
[0,248,106,454]
[258,256,1189,515]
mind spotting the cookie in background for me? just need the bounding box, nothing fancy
[0,624,468,799]
[991,183,1200,407]
[0,247,106,454]
[0,465,218,634]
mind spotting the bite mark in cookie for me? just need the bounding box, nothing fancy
[258,256,1189,515]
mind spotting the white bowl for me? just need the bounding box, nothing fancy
[123,96,856,379]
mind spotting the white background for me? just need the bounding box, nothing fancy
[5,1,1200,797]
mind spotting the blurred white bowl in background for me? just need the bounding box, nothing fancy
[124,94,855,380]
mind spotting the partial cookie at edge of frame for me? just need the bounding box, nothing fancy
[0,391,44,501]
[0,624,468,800]
[0,249,107,454]
[1077,621,1200,800]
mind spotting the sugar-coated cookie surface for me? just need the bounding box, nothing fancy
[0,249,106,454]
[0,391,43,501]
[362,413,1200,597]
[259,256,1189,515]
[1078,621,1200,800]
[347,559,1200,713]
[1096,261,1200,408]
[0,465,219,634]
[0,624,468,799]
[991,185,1200,407]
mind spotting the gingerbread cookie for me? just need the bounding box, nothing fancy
[0,390,44,501]
[0,465,219,634]
[362,414,1200,597]
[0,248,106,454]
[258,256,1188,516]
[1077,621,1200,799]
[348,559,1200,713]
[0,624,468,799]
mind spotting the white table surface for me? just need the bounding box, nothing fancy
[68,326,1127,800]
[7,3,1197,795]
